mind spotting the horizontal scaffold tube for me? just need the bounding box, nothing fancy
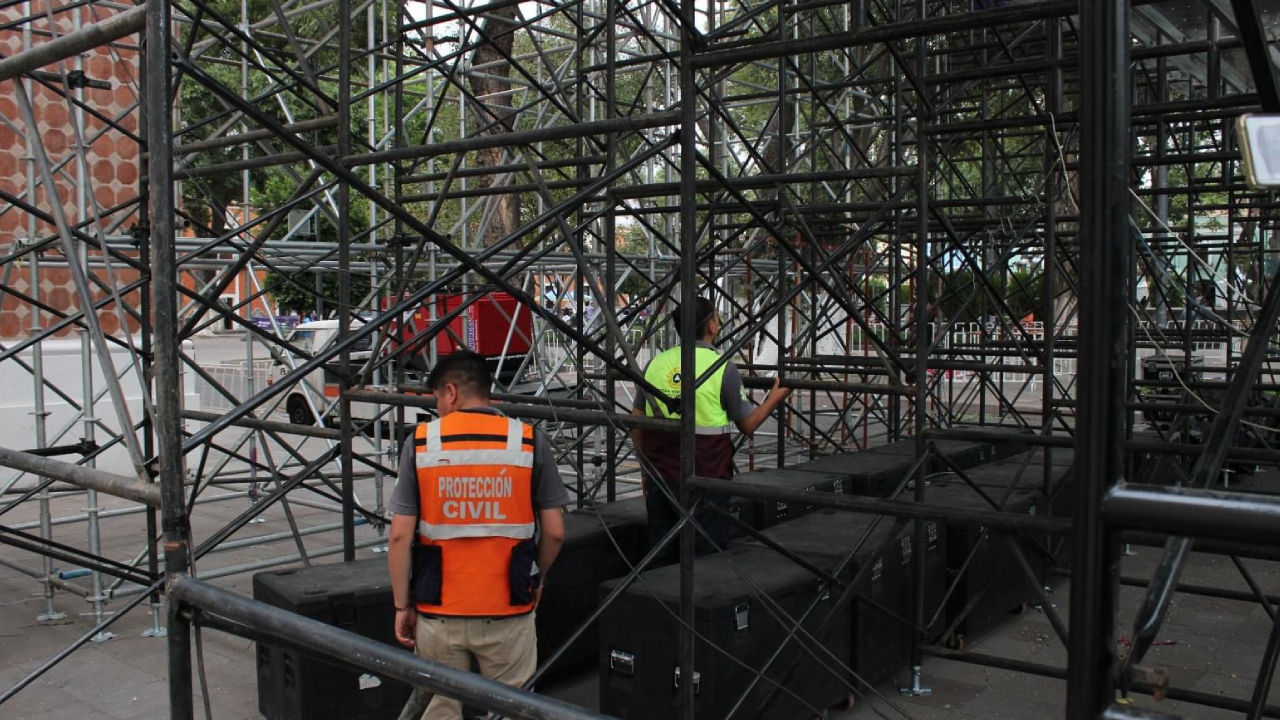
[0,446,159,507]
[693,0,1075,68]
[689,477,1072,536]
[740,374,915,396]
[0,5,144,83]
[169,577,611,720]
[182,410,342,439]
[1104,483,1280,546]
[343,111,680,167]
[346,389,680,431]
[170,117,339,157]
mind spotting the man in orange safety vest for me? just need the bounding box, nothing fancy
[387,350,568,719]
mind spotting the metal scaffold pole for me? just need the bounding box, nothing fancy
[143,0,193,717]
[1067,0,1131,714]
[2,0,1280,717]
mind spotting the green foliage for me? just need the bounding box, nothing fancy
[262,269,372,317]
[932,267,1046,323]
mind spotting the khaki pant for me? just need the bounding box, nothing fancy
[414,613,537,720]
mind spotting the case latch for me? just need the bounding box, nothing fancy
[610,650,635,675]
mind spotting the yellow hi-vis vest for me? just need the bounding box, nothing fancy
[641,346,733,434]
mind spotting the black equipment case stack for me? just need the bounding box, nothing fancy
[253,559,411,720]
[731,509,947,687]
[732,468,848,530]
[585,495,649,560]
[787,451,920,497]
[914,479,1045,642]
[867,437,1003,470]
[573,495,649,563]
[537,511,643,675]
[784,436,1007,499]
[587,494,649,527]
[598,545,851,720]
[981,448,1075,520]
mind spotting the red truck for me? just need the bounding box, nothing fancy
[388,291,535,386]
[271,292,537,426]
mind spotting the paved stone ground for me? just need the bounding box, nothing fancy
[5,460,1280,720]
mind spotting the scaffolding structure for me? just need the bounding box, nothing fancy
[0,0,1279,717]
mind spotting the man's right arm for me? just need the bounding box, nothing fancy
[387,437,421,647]
[388,513,418,647]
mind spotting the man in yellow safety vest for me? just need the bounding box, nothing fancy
[630,296,791,555]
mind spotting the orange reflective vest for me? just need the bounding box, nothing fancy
[413,411,537,617]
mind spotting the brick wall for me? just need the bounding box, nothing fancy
[0,2,141,339]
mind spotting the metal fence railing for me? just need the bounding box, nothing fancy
[196,362,279,414]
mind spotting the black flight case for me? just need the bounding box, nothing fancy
[787,452,920,498]
[732,467,848,530]
[253,559,411,720]
[913,479,1046,643]
[598,545,852,720]
[537,511,643,676]
[731,508,947,688]
[867,437,1004,471]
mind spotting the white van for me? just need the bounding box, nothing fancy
[270,319,372,426]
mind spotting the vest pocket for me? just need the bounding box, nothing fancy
[411,544,443,605]
[508,539,537,605]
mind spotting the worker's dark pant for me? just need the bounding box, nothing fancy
[639,430,736,563]
[646,488,730,564]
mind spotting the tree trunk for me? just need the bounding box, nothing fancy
[467,6,520,248]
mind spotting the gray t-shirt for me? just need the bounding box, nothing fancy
[632,341,753,423]
[389,407,570,516]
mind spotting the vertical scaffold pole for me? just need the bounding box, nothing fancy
[677,0,698,714]
[1066,0,1130,715]
[144,0,194,716]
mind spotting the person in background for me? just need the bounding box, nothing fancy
[630,297,791,556]
[386,350,568,720]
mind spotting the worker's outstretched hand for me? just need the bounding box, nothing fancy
[771,376,792,400]
[394,607,417,648]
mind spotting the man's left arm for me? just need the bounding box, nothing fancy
[534,507,565,608]
[530,428,570,607]
[724,361,790,437]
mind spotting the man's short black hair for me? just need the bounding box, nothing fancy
[671,297,717,339]
[429,349,492,398]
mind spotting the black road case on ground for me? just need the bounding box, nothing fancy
[537,512,643,676]
[1000,446,1075,469]
[598,545,852,720]
[733,468,848,530]
[788,451,919,497]
[867,437,1001,471]
[979,455,1075,567]
[730,509,947,688]
[574,496,649,563]
[254,560,411,720]
[912,480,1046,642]
[973,458,1074,519]
[1140,353,1205,427]
[586,489,752,550]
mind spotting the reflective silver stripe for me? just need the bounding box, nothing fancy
[506,418,523,452]
[425,420,442,452]
[418,519,535,540]
[415,449,534,468]
[695,425,733,435]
